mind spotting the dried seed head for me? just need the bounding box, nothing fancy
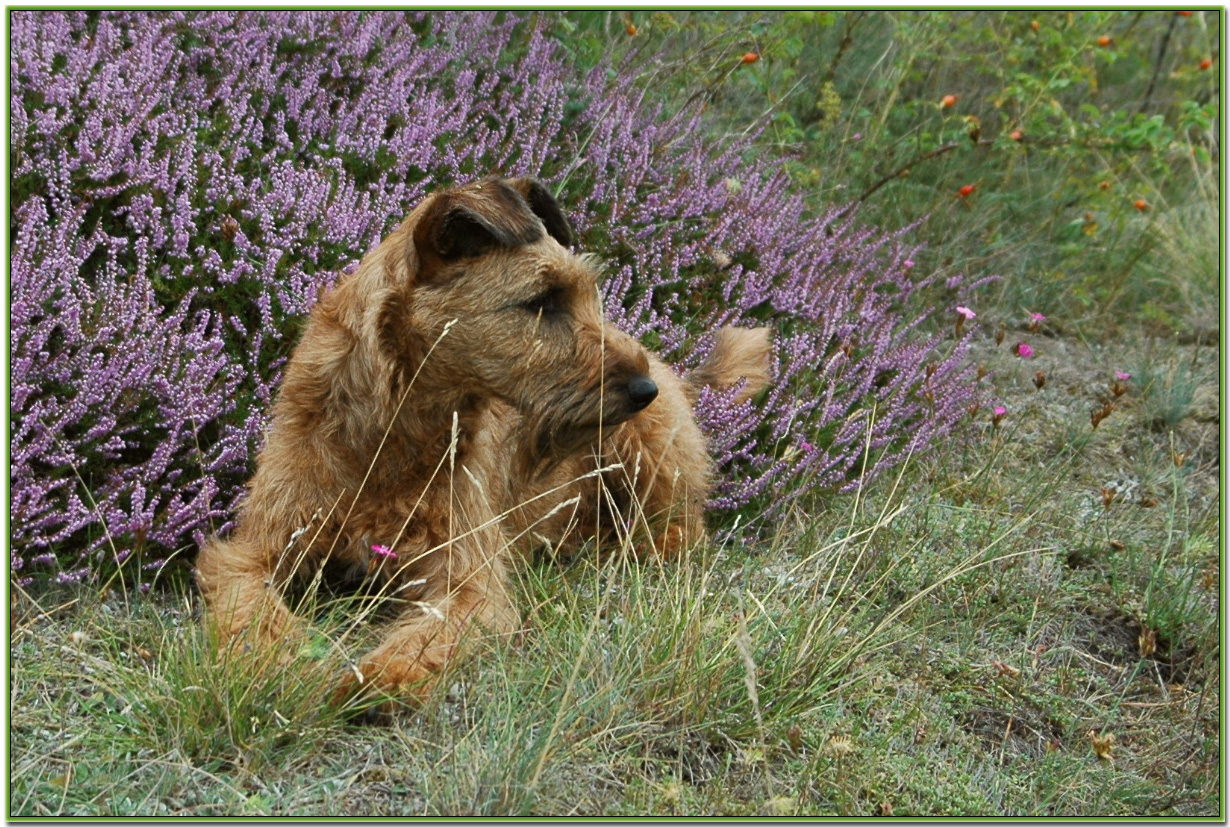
[1138,627,1157,658]
[992,659,1021,678]
[1091,401,1114,428]
[824,734,855,758]
[1088,730,1115,761]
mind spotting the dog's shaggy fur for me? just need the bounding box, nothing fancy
[196,176,770,702]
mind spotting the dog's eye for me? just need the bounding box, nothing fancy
[520,287,563,317]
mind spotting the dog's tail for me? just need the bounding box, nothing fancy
[685,326,772,406]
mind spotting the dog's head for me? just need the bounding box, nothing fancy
[383,176,658,468]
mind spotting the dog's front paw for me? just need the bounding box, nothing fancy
[332,652,441,713]
[637,521,707,560]
[331,666,399,723]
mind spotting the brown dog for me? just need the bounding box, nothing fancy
[195,176,769,703]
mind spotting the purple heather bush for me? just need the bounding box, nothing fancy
[10,11,985,587]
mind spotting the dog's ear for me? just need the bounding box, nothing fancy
[414,182,536,258]
[506,177,573,248]
[410,178,574,282]
[411,179,553,280]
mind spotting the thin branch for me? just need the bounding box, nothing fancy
[822,10,865,86]
[1139,13,1179,115]
[834,137,995,220]
[842,128,1168,219]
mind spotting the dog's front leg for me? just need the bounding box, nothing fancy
[195,537,307,652]
[606,358,714,558]
[339,557,520,705]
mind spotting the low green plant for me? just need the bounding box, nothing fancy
[1138,150,1221,335]
[11,417,1219,815]
[556,10,1218,329]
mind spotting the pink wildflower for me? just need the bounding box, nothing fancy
[954,305,975,336]
[1014,342,1034,358]
[1114,371,1131,381]
[991,404,1007,430]
[372,543,397,559]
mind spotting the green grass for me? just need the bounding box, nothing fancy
[12,351,1221,815]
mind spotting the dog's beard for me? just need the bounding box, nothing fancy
[514,396,635,481]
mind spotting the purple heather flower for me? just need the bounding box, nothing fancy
[9,10,988,583]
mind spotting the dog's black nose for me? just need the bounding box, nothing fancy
[626,376,658,411]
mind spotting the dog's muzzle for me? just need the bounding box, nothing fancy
[625,375,658,412]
